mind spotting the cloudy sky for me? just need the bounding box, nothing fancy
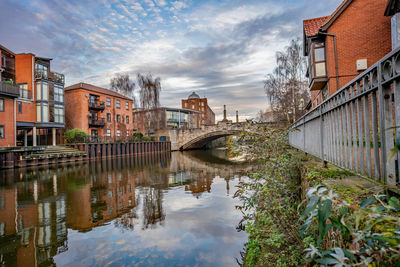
[0,0,342,121]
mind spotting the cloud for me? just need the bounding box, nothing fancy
[0,0,343,120]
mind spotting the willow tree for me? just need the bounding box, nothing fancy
[137,73,163,136]
[264,38,309,125]
[110,73,136,105]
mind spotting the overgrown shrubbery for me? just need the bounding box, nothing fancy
[64,128,89,143]
[231,124,400,266]
[231,125,305,266]
[129,132,152,142]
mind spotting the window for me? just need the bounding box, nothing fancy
[1,54,5,68]
[0,125,4,138]
[54,85,64,102]
[36,81,48,100]
[106,97,111,106]
[126,130,129,136]
[18,101,22,114]
[107,113,111,122]
[54,105,64,123]
[192,104,195,109]
[116,130,120,137]
[0,99,3,112]
[116,100,120,108]
[125,102,129,110]
[19,83,29,99]
[116,114,121,122]
[313,42,326,77]
[126,116,129,123]
[35,63,48,79]
[106,129,111,137]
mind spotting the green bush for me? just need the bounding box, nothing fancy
[130,132,144,142]
[142,136,152,142]
[65,128,89,143]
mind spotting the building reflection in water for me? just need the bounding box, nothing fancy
[0,150,249,266]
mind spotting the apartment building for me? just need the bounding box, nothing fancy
[303,0,392,109]
[0,44,65,147]
[64,83,134,142]
[181,92,215,126]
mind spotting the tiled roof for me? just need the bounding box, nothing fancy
[303,16,330,37]
[65,82,132,101]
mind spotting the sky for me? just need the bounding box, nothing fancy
[0,0,342,121]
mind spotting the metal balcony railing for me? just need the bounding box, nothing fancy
[35,70,65,84]
[0,81,19,97]
[89,118,105,127]
[88,101,105,111]
[289,45,400,188]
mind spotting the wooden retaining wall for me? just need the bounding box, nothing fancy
[68,142,171,160]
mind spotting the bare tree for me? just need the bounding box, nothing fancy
[137,73,163,135]
[264,38,309,125]
[110,73,136,105]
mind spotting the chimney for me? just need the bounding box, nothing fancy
[223,105,227,121]
[236,111,239,123]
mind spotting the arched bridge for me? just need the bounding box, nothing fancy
[155,121,268,151]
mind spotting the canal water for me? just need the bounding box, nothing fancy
[0,150,250,267]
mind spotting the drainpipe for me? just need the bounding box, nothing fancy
[318,32,340,92]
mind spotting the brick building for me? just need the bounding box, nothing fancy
[303,0,392,109]
[0,44,65,147]
[64,83,134,142]
[181,92,215,126]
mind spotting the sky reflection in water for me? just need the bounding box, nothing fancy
[0,150,249,267]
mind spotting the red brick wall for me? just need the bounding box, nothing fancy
[182,97,215,126]
[15,54,36,123]
[325,0,391,95]
[0,97,15,146]
[310,0,391,109]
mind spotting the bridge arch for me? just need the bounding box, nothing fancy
[179,130,240,151]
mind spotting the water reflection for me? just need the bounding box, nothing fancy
[0,150,250,266]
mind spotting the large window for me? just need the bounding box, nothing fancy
[116,100,120,108]
[0,125,4,138]
[126,116,129,123]
[36,81,49,100]
[54,105,64,123]
[35,63,48,79]
[36,103,49,122]
[107,113,111,122]
[313,42,326,77]
[54,85,64,102]
[125,102,129,110]
[106,97,111,106]
[116,115,121,122]
[116,130,120,137]
[0,98,3,112]
[106,129,111,137]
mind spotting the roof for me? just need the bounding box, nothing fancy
[0,44,15,56]
[320,0,353,31]
[303,16,330,37]
[133,107,201,114]
[385,0,400,16]
[188,92,200,99]
[65,82,133,101]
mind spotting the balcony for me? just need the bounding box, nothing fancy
[88,101,105,111]
[0,81,19,98]
[89,118,105,128]
[35,70,65,84]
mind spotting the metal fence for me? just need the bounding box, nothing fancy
[289,46,400,187]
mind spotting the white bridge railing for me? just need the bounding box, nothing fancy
[289,46,400,188]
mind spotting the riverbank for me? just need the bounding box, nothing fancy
[231,127,400,266]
